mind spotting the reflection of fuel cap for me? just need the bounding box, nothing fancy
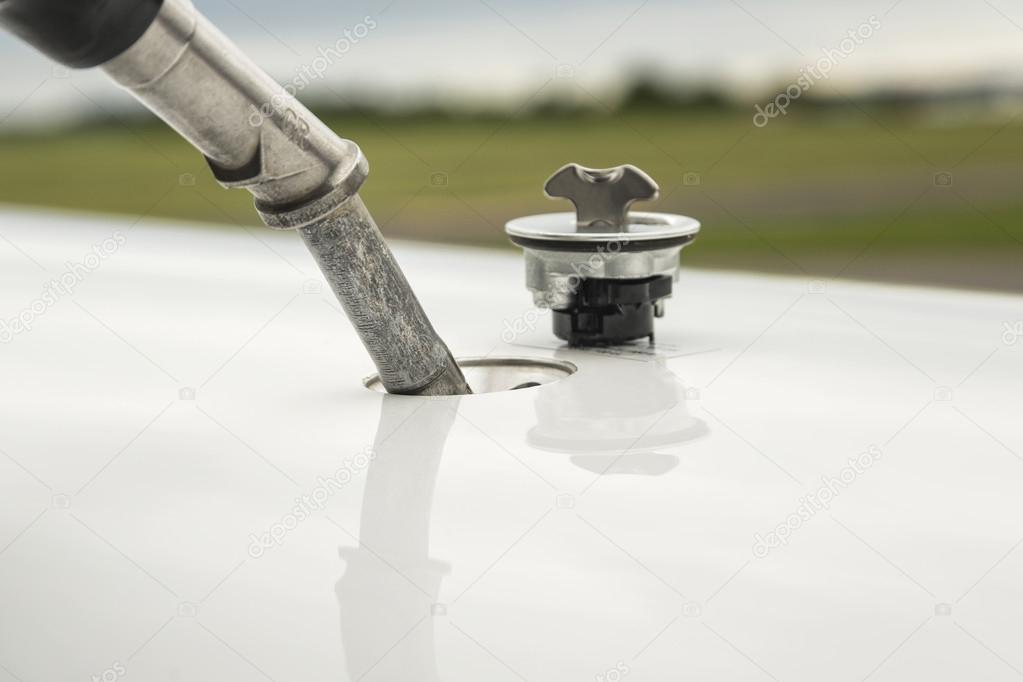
[506,163,700,346]
[526,356,708,479]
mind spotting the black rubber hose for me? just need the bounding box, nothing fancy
[0,0,163,68]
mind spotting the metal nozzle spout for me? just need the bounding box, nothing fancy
[299,196,472,396]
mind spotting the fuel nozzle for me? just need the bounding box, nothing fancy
[0,0,470,396]
[505,164,701,346]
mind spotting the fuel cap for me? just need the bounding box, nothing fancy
[505,163,700,345]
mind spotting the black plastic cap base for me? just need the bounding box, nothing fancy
[0,0,163,68]
[553,304,656,346]
[551,275,672,346]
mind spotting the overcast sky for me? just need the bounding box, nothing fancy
[1,0,1022,126]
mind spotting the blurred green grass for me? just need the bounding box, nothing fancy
[1,107,1021,290]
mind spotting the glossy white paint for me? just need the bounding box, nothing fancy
[0,208,1021,682]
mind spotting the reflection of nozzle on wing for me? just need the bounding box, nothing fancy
[336,396,459,681]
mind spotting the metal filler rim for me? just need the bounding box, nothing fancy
[505,210,701,245]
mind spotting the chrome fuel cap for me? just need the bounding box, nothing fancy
[505,163,701,346]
